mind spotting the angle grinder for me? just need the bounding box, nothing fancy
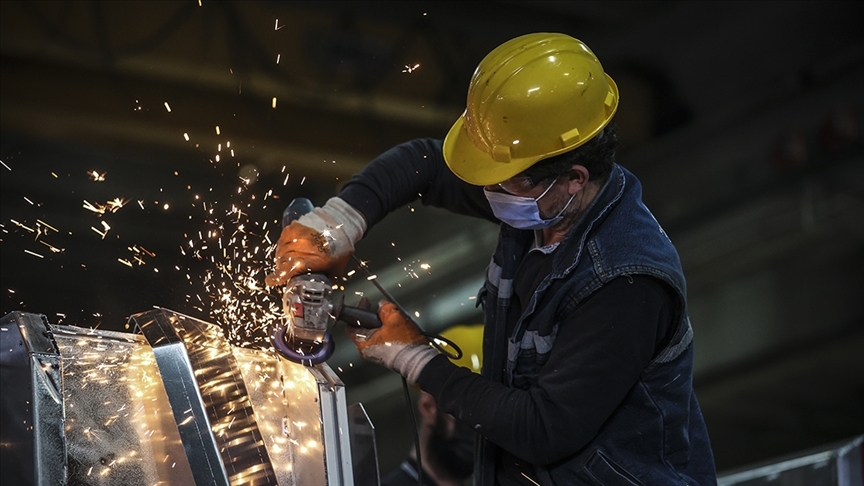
[270,198,381,366]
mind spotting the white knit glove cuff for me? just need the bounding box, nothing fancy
[296,197,367,257]
[363,342,438,384]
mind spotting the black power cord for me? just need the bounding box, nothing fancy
[350,255,463,486]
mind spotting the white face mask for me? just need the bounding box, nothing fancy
[483,178,577,230]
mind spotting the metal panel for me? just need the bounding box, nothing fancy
[231,345,328,485]
[130,308,278,486]
[51,325,196,485]
[310,365,355,486]
[0,312,66,486]
[2,309,372,485]
[348,402,381,486]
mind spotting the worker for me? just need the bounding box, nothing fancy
[381,325,483,486]
[267,33,717,485]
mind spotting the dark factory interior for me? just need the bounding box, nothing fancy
[1,0,862,481]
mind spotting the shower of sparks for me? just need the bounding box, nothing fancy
[124,245,157,267]
[402,63,420,73]
[184,187,289,347]
[402,260,433,279]
[3,132,416,368]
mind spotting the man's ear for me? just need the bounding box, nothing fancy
[566,165,590,193]
[417,391,439,426]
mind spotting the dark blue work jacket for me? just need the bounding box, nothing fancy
[475,164,717,485]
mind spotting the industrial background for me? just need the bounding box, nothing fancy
[2,0,862,478]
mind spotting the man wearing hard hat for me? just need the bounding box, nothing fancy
[268,33,717,486]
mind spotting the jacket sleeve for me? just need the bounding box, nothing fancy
[338,138,497,231]
[417,275,675,465]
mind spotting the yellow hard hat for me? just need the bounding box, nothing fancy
[436,324,484,373]
[443,33,619,186]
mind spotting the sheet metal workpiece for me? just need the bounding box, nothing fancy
[130,307,359,486]
[130,307,278,486]
[1,308,371,485]
[51,324,196,485]
[0,312,66,486]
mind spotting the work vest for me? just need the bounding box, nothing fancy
[475,165,717,485]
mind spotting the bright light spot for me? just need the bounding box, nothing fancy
[183,133,190,141]
[164,102,172,113]
[215,126,221,135]
[272,97,277,109]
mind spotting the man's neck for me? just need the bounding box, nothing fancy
[539,182,600,246]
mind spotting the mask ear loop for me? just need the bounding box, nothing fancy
[532,175,561,202]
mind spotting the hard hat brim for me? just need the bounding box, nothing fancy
[443,115,542,187]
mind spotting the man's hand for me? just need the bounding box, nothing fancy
[265,221,351,286]
[265,198,366,287]
[346,300,438,384]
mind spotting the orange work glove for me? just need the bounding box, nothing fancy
[265,198,366,287]
[265,221,351,286]
[345,300,438,384]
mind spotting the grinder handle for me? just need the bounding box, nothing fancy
[333,296,382,329]
[283,197,315,227]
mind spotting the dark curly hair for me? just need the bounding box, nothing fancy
[520,122,619,186]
